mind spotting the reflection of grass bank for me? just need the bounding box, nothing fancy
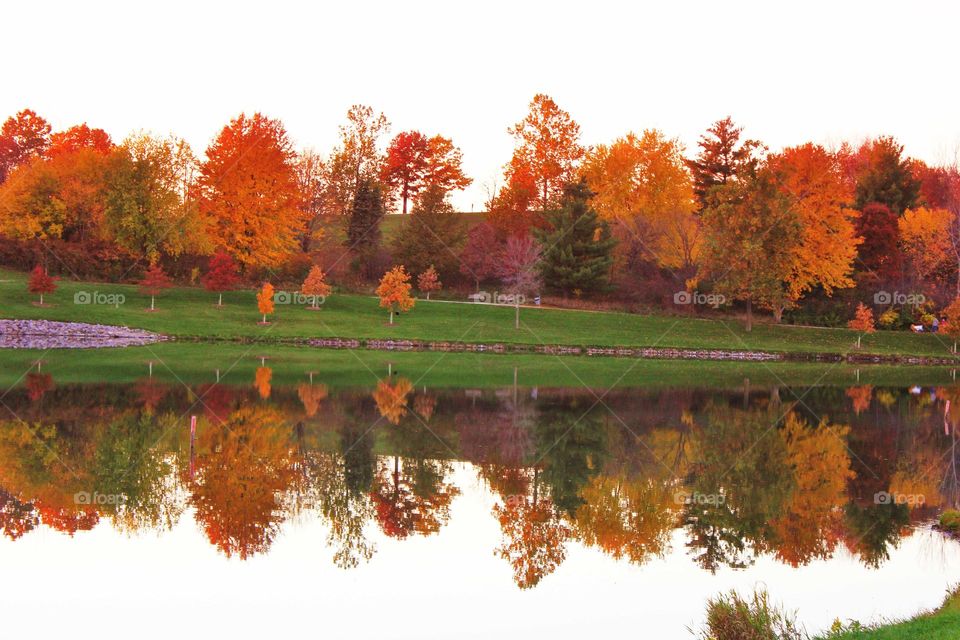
[0,342,958,389]
[697,587,960,640]
[939,510,960,535]
[1,268,957,361]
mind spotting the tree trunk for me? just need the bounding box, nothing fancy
[426,292,430,300]
[151,295,155,311]
[857,335,862,348]
[262,313,266,323]
[389,309,394,325]
[218,292,223,306]
[745,300,753,332]
[515,302,520,329]
[773,305,783,323]
[39,293,43,305]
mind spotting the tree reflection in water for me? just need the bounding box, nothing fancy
[0,372,958,588]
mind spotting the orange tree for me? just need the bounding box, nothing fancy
[300,265,331,310]
[376,266,415,325]
[257,283,275,324]
[942,298,960,353]
[847,302,875,348]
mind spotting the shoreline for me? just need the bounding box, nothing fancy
[3,319,958,365]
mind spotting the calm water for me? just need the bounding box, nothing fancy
[1,363,959,638]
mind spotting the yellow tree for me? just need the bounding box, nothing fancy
[942,297,960,353]
[770,413,854,567]
[899,207,951,285]
[257,283,275,324]
[373,377,414,425]
[376,266,415,324]
[582,130,699,269]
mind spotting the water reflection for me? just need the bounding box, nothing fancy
[1,370,959,590]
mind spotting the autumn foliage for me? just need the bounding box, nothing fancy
[847,303,876,348]
[300,265,331,309]
[27,264,56,305]
[376,266,415,324]
[257,283,275,323]
[417,265,441,300]
[138,263,172,311]
[202,249,241,306]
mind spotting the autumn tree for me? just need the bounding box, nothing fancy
[27,264,56,305]
[848,136,921,215]
[417,265,441,300]
[373,377,414,425]
[487,157,542,236]
[391,186,466,281]
[345,178,385,277]
[0,109,51,183]
[294,148,326,251]
[856,202,901,282]
[254,366,272,400]
[942,297,960,353]
[257,282,275,324]
[103,133,206,262]
[201,248,241,306]
[535,180,615,297]
[139,263,172,311]
[699,165,800,331]
[382,132,471,214]
[301,265,331,309]
[376,266,415,324]
[505,94,584,212]
[686,116,763,209]
[323,105,390,216]
[847,302,875,348]
[198,113,306,269]
[47,124,112,157]
[498,234,541,328]
[764,143,861,319]
[459,222,503,291]
[899,206,951,287]
[583,129,699,269]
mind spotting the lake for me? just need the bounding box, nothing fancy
[0,346,958,638]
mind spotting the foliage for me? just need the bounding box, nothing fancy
[323,105,390,216]
[201,248,241,300]
[535,180,615,296]
[197,112,305,269]
[376,266,415,323]
[856,202,901,282]
[699,588,805,640]
[300,265,332,308]
[391,186,465,281]
[382,131,470,214]
[686,116,763,209]
[417,265,441,299]
[257,282,275,320]
[345,178,385,276]
[0,109,51,183]
[848,136,921,215]
[504,94,583,211]
[27,264,56,301]
[459,222,503,288]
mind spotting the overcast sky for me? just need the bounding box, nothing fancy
[4,0,959,211]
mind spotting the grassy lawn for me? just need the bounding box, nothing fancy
[0,341,956,389]
[818,589,960,639]
[1,268,957,358]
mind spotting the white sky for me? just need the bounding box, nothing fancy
[4,0,960,212]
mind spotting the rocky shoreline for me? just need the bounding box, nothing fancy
[0,320,166,349]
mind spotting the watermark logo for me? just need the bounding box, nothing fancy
[673,290,726,307]
[74,291,126,306]
[874,291,925,306]
[74,491,126,506]
[469,291,526,305]
[874,491,925,506]
[673,490,726,506]
[274,291,325,305]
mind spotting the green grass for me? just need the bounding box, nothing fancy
[817,589,960,640]
[0,341,956,390]
[2,268,958,359]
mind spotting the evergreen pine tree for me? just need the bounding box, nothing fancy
[534,180,615,296]
[392,186,465,281]
[346,178,385,276]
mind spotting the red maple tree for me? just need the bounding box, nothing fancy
[27,265,56,305]
[201,249,241,306]
[139,263,172,311]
